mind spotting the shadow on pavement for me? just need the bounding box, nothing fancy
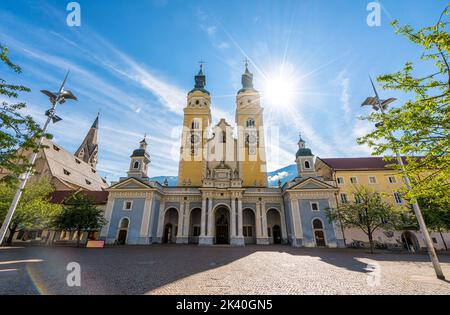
[0,245,449,294]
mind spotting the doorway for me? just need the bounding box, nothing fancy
[163,224,173,243]
[272,225,282,244]
[117,218,129,245]
[215,206,230,244]
[117,230,127,245]
[313,219,327,247]
[401,231,420,253]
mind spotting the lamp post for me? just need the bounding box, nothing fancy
[0,71,77,245]
[362,76,445,280]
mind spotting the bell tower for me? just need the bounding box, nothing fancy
[128,136,150,179]
[177,64,212,186]
[295,134,317,178]
[236,62,268,187]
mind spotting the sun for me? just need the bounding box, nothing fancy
[261,64,300,109]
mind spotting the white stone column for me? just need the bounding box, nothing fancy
[177,202,184,235]
[280,203,288,240]
[290,197,303,247]
[176,201,187,244]
[100,197,115,242]
[139,195,153,244]
[255,202,262,238]
[183,204,190,237]
[231,197,236,237]
[261,202,268,238]
[199,196,214,246]
[200,198,207,237]
[207,198,214,237]
[237,198,243,237]
[156,201,165,242]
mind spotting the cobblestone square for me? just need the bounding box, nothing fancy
[1,245,449,295]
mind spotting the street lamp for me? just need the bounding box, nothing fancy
[0,71,77,245]
[362,76,445,280]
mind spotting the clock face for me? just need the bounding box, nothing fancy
[248,135,257,144]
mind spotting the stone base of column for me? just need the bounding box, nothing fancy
[103,237,116,245]
[230,236,245,247]
[176,236,189,244]
[152,237,163,244]
[198,236,214,246]
[256,237,270,245]
[136,237,151,245]
[336,239,346,248]
[291,237,303,248]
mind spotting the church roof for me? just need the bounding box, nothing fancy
[296,148,313,157]
[189,65,210,95]
[42,138,108,191]
[319,157,409,171]
[131,148,147,157]
[91,115,99,129]
[50,190,109,205]
[238,63,258,94]
[75,115,99,167]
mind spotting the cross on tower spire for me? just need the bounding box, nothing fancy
[198,59,205,71]
[244,58,250,70]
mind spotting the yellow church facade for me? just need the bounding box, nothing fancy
[101,65,345,247]
[100,65,449,251]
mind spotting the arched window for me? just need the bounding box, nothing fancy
[120,218,130,229]
[304,161,311,169]
[133,161,140,169]
[221,131,226,143]
[191,119,200,130]
[313,219,323,230]
[246,118,255,128]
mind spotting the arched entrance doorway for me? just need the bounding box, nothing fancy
[243,208,256,244]
[267,209,282,244]
[272,225,282,244]
[117,218,129,245]
[189,208,201,244]
[402,231,420,253]
[313,219,327,247]
[215,206,230,244]
[163,208,178,243]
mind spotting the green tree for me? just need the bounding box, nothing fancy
[54,192,107,247]
[0,43,46,184]
[357,4,450,206]
[0,178,61,244]
[325,186,404,254]
[420,198,450,251]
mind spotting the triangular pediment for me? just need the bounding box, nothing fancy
[109,177,152,190]
[288,177,336,191]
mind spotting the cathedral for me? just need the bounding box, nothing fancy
[100,64,345,247]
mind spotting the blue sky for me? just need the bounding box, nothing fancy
[0,0,447,184]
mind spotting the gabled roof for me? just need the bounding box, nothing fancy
[108,176,154,190]
[42,138,108,191]
[286,176,337,191]
[318,157,406,171]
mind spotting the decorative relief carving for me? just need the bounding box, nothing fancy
[110,191,152,199]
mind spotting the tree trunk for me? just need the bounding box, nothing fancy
[6,224,18,245]
[368,231,375,254]
[439,230,448,251]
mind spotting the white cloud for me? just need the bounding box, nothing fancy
[215,41,230,50]
[206,26,217,36]
[337,70,351,120]
[268,171,289,182]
